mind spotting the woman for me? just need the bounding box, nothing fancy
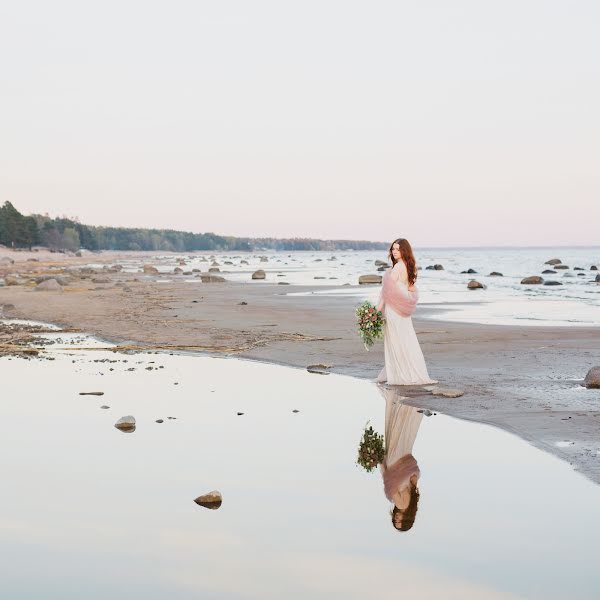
[379,385,423,532]
[376,238,437,385]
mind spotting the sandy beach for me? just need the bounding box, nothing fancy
[2,248,599,484]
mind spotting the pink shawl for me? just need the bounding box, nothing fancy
[381,454,420,501]
[380,266,419,317]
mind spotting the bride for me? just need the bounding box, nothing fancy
[376,238,437,385]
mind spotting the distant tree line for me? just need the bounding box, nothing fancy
[0,202,386,252]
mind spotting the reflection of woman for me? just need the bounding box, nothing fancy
[376,238,437,385]
[379,385,423,531]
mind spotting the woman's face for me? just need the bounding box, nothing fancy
[391,243,401,261]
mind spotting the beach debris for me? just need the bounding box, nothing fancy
[489,272,503,276]
[467,280,486,290]
[79,391,104,396]
[252,269,266,280]
[200,274,226,283]
[143,264,159,274]
[34,279,63,292]
[114,415,136,432]
[544,281,562,286]
[584,367,600,389]
[554,265,569,270]
[194,490,222,509]
[358,274,382,284]
[430,387,464,398]
[521,276,543,285]
[545,258,562,265]
[307,363,332,375]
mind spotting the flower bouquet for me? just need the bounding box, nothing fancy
[356,300,384,351]
[357,423,385,473]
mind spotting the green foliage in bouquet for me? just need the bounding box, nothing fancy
[356,300,385,350]
[357,423,385,473]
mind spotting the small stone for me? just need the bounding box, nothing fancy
[467,280,486,290]
[542,269,557,274]
[238,301,248,305]
[237,412,244,416]
[292,409,299,413]
[114,416,136,432]
[544,281,562,286]
[545,258,562,265]
[194,491,222,509]
[155,419,164,423]
[307,364,332,374]
[489,272,503,277]
[100,405,110,409]
[80,391,104,396]
[554,264,569,270]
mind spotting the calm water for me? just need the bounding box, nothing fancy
[86,247,600,326]
[1,327,599,599]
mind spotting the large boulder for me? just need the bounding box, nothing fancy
[545,258,562,265]
[35,279,63,292]
[359,274,382,285]
[467,280,486,289]
[200,274,226,283]
[143,264,159,274]
[584,367,600,389]
[521,276,543,285]
[252,270,266,280]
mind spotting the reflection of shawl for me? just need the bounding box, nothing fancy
[380,265,418,317]
[381,454,420,501]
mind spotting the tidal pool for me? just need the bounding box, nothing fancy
[0,333,598,599]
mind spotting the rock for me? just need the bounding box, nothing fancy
[0,257,14,265]
[194,490,222,509]
[377,265,390,272]
[79,391,104,396]
[91,277,110,284]
[584,366,600,389]
[237,412,244,416]
[430,387,464,398]
[100,405,110,409]
[461,268,477,274]
[374,260,388,267]
[35,279,63,292]
[174,267,183,274]
[260,257,269,262]
[5,275,19,286]
[292,409,299,413]
[307,364,332,375]
[426,264,444,270]
[143,265,159,274]
[155,419,164,423]
[1,303,15,311]
[542,269,557,274]
[545,258,562,265]
[591,265,598,271]
[200,275,226,283]
[489,272,503,277]
[240,260,249,265]
[238,301,248,305]
[278,281,290,285]
[467,280,486,290]
[554,265,569,270]
[314,276,326,279]
[521,276,543,285]
[573,267,584,271]
[114,416,136,432]
[252,270,266,280]
[358,274,382,285]
[208,267,220,273]
[562,273,574,278]
[211,261,220,267]
[544,281,562,286]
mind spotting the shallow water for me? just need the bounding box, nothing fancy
[1,329,599,599]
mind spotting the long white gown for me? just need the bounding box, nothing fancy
[376,262,437,385]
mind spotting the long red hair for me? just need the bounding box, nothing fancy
[388,238,417,286]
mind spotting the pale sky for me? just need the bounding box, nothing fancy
[1,1,599,246]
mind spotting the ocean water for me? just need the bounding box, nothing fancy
[1,325,599,599]
[95,247,600,327]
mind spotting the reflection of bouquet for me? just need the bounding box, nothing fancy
[357,423,385,473]
[356,301,385,351]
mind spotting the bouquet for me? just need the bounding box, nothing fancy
[357,423,385,473]
[355,301,385,351]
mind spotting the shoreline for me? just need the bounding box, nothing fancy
[2,249,600,485]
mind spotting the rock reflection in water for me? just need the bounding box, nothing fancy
[379,385,423,532]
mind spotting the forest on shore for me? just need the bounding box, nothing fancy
[0,202,386,252]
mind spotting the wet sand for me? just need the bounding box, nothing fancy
[2,249,600,484]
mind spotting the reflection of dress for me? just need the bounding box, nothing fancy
[379,386,422,500]
[376,261,437,385]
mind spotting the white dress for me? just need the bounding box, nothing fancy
[376,262,437,385]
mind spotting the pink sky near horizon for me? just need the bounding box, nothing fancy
[1,1,599,246]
